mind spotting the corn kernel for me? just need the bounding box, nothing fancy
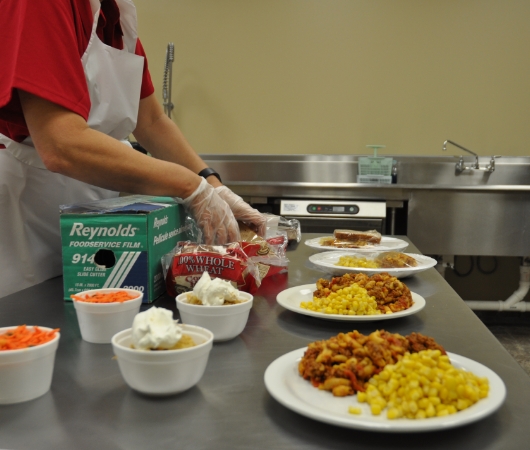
[387,407,401,420]
[415,409,427,420]
[379,370,390,381]
[429,396,441,406]
[418,398,430,410]
[425,403,436,418]
[371,404,382,415]
[428,387,438,397]
[447,405,457,414]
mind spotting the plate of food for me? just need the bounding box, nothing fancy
[308,251,437,278]
[277,284,424,321]
[264,330,506,432]
[276,273,424,321]
[305,229,408,253]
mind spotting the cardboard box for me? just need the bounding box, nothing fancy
[60,196,191,303]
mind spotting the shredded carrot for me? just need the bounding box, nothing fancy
[0,325,59,350]
[71,290,139,303]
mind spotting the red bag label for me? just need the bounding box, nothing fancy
[174,252,241,279]
[166,242,262,296]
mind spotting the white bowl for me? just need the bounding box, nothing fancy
[175,292,253,342]
[0,326,60,404]
[72,288,143,344]
[111,324,213,395]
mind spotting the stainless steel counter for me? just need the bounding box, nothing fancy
[1,235,530,450]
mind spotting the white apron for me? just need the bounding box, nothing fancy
[0,0,144,298]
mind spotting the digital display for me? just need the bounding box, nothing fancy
[307,204,359,214]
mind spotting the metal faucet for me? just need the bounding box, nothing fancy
[442,140,479,171]
[162,42,174,119]
[485,155,501,172]
[442,140,499,173]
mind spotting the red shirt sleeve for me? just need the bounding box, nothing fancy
[0,0,154,144]
[0,0,92,142]
[136,39,155,100]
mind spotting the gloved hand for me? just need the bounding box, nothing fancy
[215,186,267,237]
[181,178,240,244]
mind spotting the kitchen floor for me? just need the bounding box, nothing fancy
[474,311,530,376]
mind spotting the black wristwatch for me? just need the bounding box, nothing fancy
[198,168,222,183]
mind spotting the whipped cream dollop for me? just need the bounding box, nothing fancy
[132,307,182,350]
[192,272,239,306]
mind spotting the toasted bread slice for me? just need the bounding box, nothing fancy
[333,229,382,244]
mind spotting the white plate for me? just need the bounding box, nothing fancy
[264,348,506,433]
[276,284,425,321]
[309,252,437,278]
[305,236,409,253]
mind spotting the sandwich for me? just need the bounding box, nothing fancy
[319,229,382,248]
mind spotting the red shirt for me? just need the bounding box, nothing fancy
[0,0,155,144]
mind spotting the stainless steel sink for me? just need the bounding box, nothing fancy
[396,156,530,188]
[201,155,530,189]
[200,154,530,257]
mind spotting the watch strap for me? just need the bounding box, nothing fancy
[198,167,222,183]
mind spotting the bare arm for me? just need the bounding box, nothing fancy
[19,89,259,242]
[18,90,201,198]
[133,94,222,188]
[133,94,265,233]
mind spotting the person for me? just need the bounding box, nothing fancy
[0,0,266,298]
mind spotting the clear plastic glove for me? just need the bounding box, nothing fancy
[181,178,240,244]
[215,186,267,237]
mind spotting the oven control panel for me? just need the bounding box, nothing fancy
[307,204,359,214]
[280,200,386,218]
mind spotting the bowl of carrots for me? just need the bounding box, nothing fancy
[0,325,60,404]
[71,288,143,344]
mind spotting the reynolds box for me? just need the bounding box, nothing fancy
[60,195,192,303]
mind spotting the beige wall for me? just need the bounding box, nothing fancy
[134,0,530,157]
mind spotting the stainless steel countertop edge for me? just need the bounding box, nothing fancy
[223,181,530,192]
